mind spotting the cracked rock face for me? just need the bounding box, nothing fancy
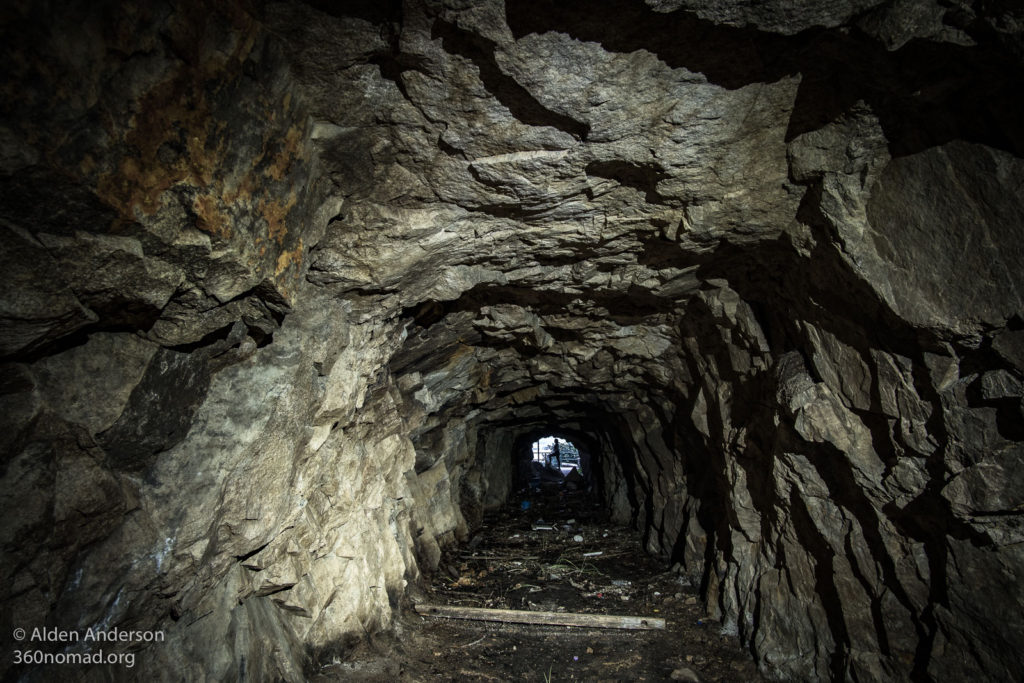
[2,0,1023,681]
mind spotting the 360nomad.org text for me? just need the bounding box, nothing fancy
[11,626,165,669]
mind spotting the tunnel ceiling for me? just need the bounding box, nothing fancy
[2,1,1024,682]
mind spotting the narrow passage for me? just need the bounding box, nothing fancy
[316,488,765,681]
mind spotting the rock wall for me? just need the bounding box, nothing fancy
[2,0,1023,681]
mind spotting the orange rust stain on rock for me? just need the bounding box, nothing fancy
[94,2,262,220]
[66,0,314,252]
[193,193,231,240]
[94,65,212,217]
[97,154,182,217]
[260,192,297,246]
[275,238,304,277]
[265,125,304,182]
[185,128,228,188]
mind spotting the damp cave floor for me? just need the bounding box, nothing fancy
[313,487,765,682]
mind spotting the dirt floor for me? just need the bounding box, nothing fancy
[313,486,765,682]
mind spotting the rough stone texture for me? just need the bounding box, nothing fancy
[1,0,1023,681]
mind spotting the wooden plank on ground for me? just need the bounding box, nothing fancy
[414,603,666,630]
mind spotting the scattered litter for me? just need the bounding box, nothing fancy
[520,500,531,510]
[573,534,584,542]
[458,634,487,649]
[404,485,761,681]
[670,666,702,682]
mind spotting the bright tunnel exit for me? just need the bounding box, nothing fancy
[530,436,583,477]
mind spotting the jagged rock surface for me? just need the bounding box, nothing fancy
[2,0,1023,681]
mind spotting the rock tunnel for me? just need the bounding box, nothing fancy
[2,0,1023,680]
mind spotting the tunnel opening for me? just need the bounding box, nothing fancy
[531,435,581,474]
[504,425,604,507]
[526,435,584,489]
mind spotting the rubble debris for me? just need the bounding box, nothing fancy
[316,487,765,681]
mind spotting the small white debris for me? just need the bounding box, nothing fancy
[573,535,584,542]
[670,666,701,682]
